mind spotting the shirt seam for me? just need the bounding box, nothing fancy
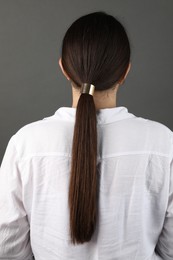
[16,150,170,162]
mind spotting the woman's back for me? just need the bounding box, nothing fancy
[1,106,172,259]
[0,11,173,260]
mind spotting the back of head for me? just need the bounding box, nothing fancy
[61,11,130,90]
[60,11,131,245]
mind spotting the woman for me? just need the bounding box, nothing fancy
[0,11,172,260]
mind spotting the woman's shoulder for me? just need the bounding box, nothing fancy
[14,113,60,138]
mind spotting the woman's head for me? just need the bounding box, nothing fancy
[59,11,131,92]
[59,12,131,245]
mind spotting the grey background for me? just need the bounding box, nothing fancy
[0,0,173,162]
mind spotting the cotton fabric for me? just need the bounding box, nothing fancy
[0,106,173,260]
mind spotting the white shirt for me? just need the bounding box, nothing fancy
[0,106,173,260]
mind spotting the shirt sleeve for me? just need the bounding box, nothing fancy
[155,132,173,260]
[0,135,34,260]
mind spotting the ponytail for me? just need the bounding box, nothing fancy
[68,92,98,245]
[61,11,131,245]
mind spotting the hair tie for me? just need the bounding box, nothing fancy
[81,83,95,96]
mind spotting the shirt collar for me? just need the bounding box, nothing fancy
[53,106,136,125]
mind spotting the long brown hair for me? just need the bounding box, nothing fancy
[60,11,131,245]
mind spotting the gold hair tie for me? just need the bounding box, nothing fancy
[81,83,95,96]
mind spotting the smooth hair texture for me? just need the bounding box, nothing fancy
[60,11,131,245]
